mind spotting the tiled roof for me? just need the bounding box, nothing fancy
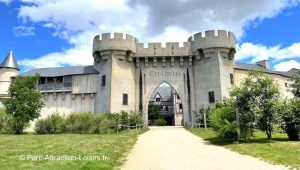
[20,65,98,77]
[149,85,175,102]
[235,63,291,77]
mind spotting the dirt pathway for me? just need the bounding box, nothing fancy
[121,126,287,170]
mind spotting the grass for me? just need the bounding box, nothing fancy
[188,128,300,168]
[0,129,146,170]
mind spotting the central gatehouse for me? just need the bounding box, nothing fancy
[92,30,236,126]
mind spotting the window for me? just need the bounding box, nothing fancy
[101,75,106,86]
[155,97,161,102]
[230,73,234,85]
[39,77,46,85]
[123,93,128,105]
[208,91,215,103]
[63,76,72,88]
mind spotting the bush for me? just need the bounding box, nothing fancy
[279,100,300,141]
[129,112,143,126]
[64,113,97,134]
[35,112,144,134]
[35,113,65,134]
[155,118,167,126]
[209,106,238,139]
[0,108,14,133]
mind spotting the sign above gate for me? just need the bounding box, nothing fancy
[149,71,182,77]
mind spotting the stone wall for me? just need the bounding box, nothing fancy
[0,68,18,95]
[94,52,112,113]
[41,92,95,117]
[110,52,136,112]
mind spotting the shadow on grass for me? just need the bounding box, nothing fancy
[203,136,290,146]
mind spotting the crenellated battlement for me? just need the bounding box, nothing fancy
[92,30,236,58]
[135,41,191,57]
[190,30,235,52]
[93,33,138,55]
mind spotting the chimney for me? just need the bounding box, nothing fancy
[256,60,270,69]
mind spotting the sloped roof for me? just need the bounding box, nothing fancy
[0,51,19,70]
[20,65,98,77]
[235,63,291,77]
[149,85,175,102]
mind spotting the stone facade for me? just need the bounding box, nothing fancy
[0,30,296,127]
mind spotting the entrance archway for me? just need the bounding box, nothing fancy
[147,82,183,126]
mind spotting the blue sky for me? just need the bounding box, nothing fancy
[0,0,300,72]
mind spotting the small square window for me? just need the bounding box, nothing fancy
[123,93,128,105]
[208,91,215,103]
[155,97,161,102]
[101,75,106,86]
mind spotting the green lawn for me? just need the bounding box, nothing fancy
[188,128,300,168]
[0,130,146,170]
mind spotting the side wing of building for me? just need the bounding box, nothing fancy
[234,63,294,99]
[20,65,99,118]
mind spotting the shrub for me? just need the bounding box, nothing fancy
[34,112,144,134]
[64,113,94,134]
[194,105,211,125]
[0,108,14,133]
[35,113,65,134]
[155,118,167,126]
[128,112,143,126]
[209,106,238,139]
[279,100,300,141]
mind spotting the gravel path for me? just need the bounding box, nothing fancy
[121,126,287,170]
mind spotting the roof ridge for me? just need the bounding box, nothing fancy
[29,65,94,70]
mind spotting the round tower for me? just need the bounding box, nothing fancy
[92,33,138,113]
[0,50,19,96]
[190,30,236,109]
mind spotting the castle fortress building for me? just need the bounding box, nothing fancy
[0,30,296,126]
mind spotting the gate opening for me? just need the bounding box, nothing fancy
[148,82,183,126]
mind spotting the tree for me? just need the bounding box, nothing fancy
[253,74,280,140]
[3,74,45,134]
[230,72,257,140]
[279,70,300,140]
[278,100,300,140]
[148,103,161,124]
[291,69,300,99]
[231,72,280,140]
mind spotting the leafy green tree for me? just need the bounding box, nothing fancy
[230,73,257,140]
[3,75,45,134]
[148,103,161,122]
[278,100,300,140]
[253,74,280,140]
[231,72,280,140]
[278,70,300,140]
[291,70,300,98]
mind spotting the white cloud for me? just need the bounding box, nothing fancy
[274,60,300,71]
[13,25,35,37]
[16,0,300,69]
[236,42,300,62]
[19,44,93,68]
